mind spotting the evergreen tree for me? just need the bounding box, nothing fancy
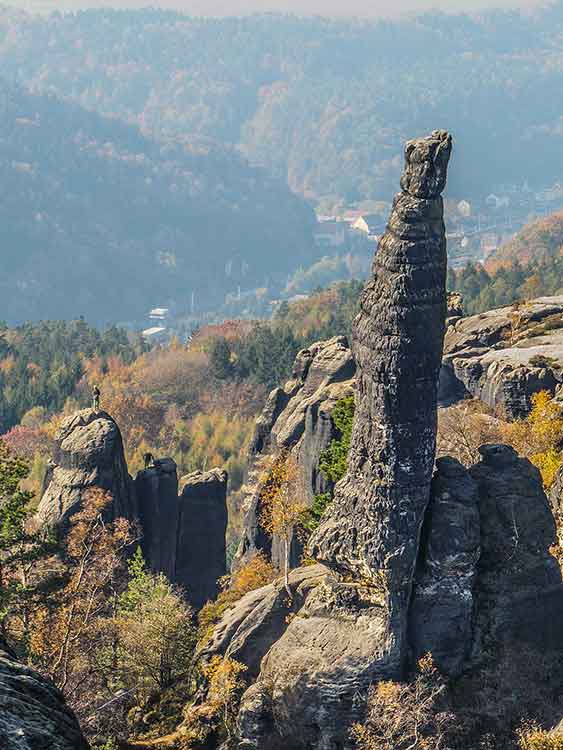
[0,442,54,654]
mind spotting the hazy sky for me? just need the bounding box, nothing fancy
[13,0,547,18]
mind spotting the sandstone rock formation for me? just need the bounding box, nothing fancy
[470,444,563,651]
[177,469,229,609]
[202,565,328,681]
[408,456,480,677]
[197,133,563,750]
[206,443,563,750]
[440,296,563,418]
[37,412,229,611]
[0,645,88,750]
[36,408,136,527]
[135,462,228,609]
[237,336,355,569]
[309,129,452,673]
[136,457,180,584]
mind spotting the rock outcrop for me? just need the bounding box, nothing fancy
[0,645,88,750]
[221,442,563,750]
[440,296,563,418]
[177,469,229,609]
[36,408,136,527]
[309,129,452,673]
[36,412,228,611]
[135,462,228,609]
[202,565,328,681]
[470,444,563,650]
[136,458,180,585]
[408,456,480,677]
[237,336,355,569]
[197,132,563,750]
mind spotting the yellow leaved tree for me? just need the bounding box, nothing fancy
[501,390,563,490]
[259,452,307,598]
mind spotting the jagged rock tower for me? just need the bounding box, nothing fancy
[310,130,452,671]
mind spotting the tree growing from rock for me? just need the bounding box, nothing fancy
[259,452,306,597]
[351,655,459,750]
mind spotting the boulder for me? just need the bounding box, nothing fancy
[36,408,136,527]
[0,646,88,750]
[236,577,391,750]
[202,564,328,681]
[309,130,452,675]
[440,296,563,418]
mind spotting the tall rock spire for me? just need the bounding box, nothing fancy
[309,130,452,668]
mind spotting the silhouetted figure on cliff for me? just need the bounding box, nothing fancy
[92,385,101,412]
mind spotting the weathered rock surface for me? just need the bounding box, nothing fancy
[200,133,563,750]
[202,565,328,681]
[237,336,355,570]
[0,646,88,750]
[136,458,180,585]
[409,457,480,676]
[309,130,452,674]
[36,408,136,527]
[237,577,390,750]
[440,296,563,418]
[135,463,228,609]
[177,469,228,609]
[470,444,563,650]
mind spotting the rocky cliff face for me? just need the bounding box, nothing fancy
[199,132,563,750]
[37,413,228,611]
[440,296,563,418]
[217,441,563,750]
[36,408,136,527]
[136,458,180,584]
[408,456,480,676]
[237,336,355,569]
[135,462,228,609]
[309,129,452,674]
[0,645,88,750]
[470,444,563,650]
[177,469,229,609]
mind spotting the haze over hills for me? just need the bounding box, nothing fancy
[0,4,561,213]
[17,0,547,17]
[0,78,316,324]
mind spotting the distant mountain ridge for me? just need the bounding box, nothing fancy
[0,5,562,205]
[487,210,563,269]
[0,78,316,324]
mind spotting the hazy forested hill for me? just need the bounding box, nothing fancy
[1,5,562,206]
[0,78,316,324]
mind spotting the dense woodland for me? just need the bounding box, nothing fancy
[1,5,563,206]
[0,77,317,323]
[450,211,563,314]
[0,281,361,502]
[3,306,563,748]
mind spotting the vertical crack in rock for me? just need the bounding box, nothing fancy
[309,130,452,672]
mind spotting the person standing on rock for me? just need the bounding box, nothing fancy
[92,385,101,412]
